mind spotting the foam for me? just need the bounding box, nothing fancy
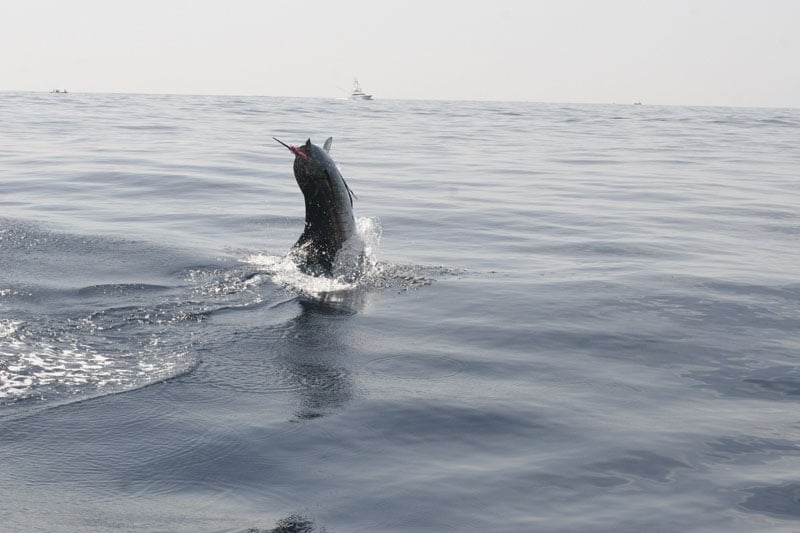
[0,318,192,404]
[246,216,383,298]
[246,252,356,296]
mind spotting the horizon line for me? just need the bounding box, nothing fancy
[1,89,797,111]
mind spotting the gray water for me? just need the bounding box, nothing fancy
[1,92,799,532]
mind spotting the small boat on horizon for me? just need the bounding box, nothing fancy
[51,89,68,94]
[349,78,372,100]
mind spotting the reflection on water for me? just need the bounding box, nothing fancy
[246,514,317,533]
[279,292,366,420]
[740,483,800,519]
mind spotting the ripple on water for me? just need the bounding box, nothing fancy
[739,483,800,519]
[1,389,254,501]
[365,354,464,380]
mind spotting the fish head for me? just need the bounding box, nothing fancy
[274,137,332,191]
[273,136,310,161]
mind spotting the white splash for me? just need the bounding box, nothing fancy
[0,318,20,338]
[246,252,355,296]
[247,216,382,297]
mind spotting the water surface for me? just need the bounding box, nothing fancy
[1,92,799,531]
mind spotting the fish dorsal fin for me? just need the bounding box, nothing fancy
[323,137,333,152]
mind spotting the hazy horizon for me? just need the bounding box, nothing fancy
[2,0,799,109]
[7,89,800,111]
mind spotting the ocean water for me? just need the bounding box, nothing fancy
[1,92,799,532]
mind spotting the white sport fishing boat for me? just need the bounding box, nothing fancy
[349,78,373,100]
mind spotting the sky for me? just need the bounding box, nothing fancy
[1,0,799,108]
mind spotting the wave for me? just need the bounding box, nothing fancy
[0,317,195,411]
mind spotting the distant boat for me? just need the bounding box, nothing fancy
[349,78,373,100]
[633,101,642,105]
[51,89,68,94]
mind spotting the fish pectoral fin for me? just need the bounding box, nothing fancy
[326,169,357,206]
[323,137,333,152]
[343,177,358,205]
